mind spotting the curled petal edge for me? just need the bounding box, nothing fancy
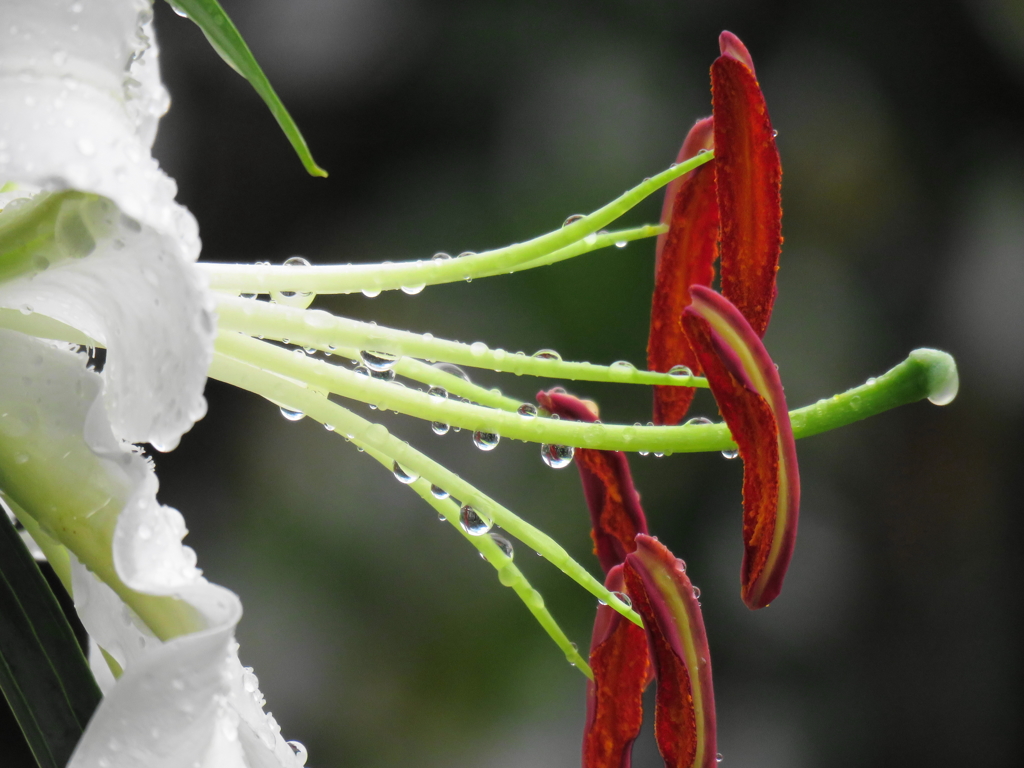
[0,331,300,768]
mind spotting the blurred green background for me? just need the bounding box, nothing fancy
[6,0,1024,765]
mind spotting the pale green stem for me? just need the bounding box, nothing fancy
[197,154,712,295]
[289,341,526,412]
[357,442,592,677]
[206,224,664,297]
[214,295,709,387]
[207,352,641,630]
[215,332,957,453]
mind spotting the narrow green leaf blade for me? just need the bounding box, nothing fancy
[166,0,328,178]
[0,508,101,768]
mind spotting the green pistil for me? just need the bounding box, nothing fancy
[216,332,957,454]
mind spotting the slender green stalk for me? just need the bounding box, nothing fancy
[214,297,709,386]
[208,353,640,627]
[203,224,663,297]
[215,332,958,453]
[198,154,712,295]
[357,443,593,677]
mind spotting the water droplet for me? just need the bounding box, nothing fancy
[697,148,710,155]
[566,642,580,666]
[716,753,723,763]
[240,291,257,300]
[360,350,399,371]
[361,287,381,298]
[459,505,492,536]
[490,533,514,560]
[431,421,450,435]
[470,341,488,357]
[540,443,574,468]
[432,362,470,381]
[669,364,693,377]
[272,257,315,308]
[562,214,585,226]
[721,447,739,459]
[532,349,561,361]
[280,406,305,421]
[287,740,309,765]
[692,586,701,599]
[430,484,449,499]
[610,360,635,378]
[427,386,447,401]
[432,252,451,262]
[615,240,628,248]
[866,376,877,386]
[473,431,500,451]
[685,416,713,426]
[772,128,779,138]
[401,283,425,295]
[498,562,518,586]
[392,461,419,484]
[517,403,538,419]
[608,591,632,608]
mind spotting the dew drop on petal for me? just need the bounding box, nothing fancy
[428,386,448,399]
[430,484,449,499]
[717,753,724,763]
[470,341,488,357]
[287,740,309,766]
[431,421,450,435]
[392,461,419,484]
[692,586,701,599]
[473,431,500,451]
[685,416,713,426]
[280,406,305,421]
[540,443,574,468]
[361,288,381,298]
[459,504,492,536]
[562,214,585,227]
[401,284,425,295]
[532,349,561,361]
[517,403,537,419]
[360,350,399,371]
[615,240,628,248]
[669,364,693,377]
[721,447,739,459]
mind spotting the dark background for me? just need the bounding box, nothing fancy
[5,0,1024,765]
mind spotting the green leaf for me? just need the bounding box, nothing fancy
[0,508,101,768]
[165,0,328,178]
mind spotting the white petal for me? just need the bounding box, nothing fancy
[0,1,212,448]
[0,0,188,236]
[0,330,301,768]
[0,208,214,448]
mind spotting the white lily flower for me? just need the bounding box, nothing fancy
[0,1,303,766]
